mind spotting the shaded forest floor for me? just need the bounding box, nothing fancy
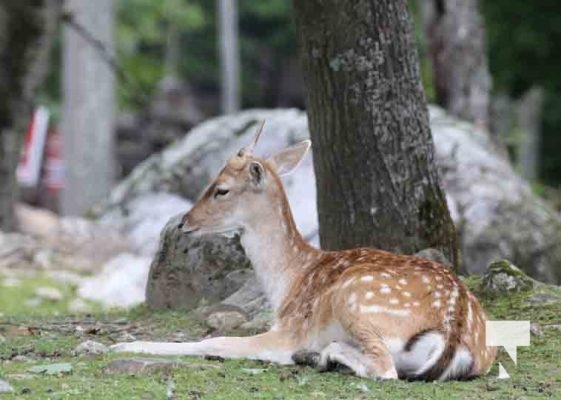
[0,271,560,399]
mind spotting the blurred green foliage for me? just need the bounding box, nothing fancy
[39,0,561,185]
[115,0,296,110]
[482,0,561,186]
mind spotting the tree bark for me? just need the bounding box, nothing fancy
[420,0,491,131]
[0,0,60,231]
[217,0,240,114]
[61,0,115,216]
[293,0,459,268]
[517,86,544,181]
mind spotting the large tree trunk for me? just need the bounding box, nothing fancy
[61,0,115,216]
[420,0,491,131]
[217,0,240,114]
[293,0,459,268]
[0,0,60,231]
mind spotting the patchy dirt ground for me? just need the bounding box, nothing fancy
[1,271,560,399]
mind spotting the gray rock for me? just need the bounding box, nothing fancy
[430,107,561,283]
[221,274,269,317]
[0,378,14,393]
[74,340,109,356]
[414,248,452,269]
[104,358,219,375]
[206,310,248,331]
[239,310,274,333]
[530,323,543,337]
[145,215,251,310]
[481,260,534,294]
[78,253,152,309]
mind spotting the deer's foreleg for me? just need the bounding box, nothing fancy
[110,330,297,364]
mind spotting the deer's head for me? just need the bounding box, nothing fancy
[179,122,310,236]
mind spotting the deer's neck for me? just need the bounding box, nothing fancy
[240,193,321,312]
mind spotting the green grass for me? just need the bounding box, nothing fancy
[0,273,560,399]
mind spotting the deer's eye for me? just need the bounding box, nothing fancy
[214,188,230,198]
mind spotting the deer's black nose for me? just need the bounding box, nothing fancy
[177,222,184,230]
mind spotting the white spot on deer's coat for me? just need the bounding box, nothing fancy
[451,287,460,298]
[432,300,441,309]
[402,291,411,297]
[359,304,410,317]
[348,292,358,306]
[435,276,443,282]
[365,291,374,300]
[389,298,399,305]
[398,278,407,286]
[434,291,442,298]
[413,301,420,307]
[361,275,374,282]
[380,285,391,294]
[380,272,391,278]
[421,275,430,284]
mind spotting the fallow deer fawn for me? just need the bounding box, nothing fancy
[112,124,496,381]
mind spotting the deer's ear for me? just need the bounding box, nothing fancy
[249,161,265,189]
[267,140,311,176]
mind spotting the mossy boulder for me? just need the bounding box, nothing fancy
[481,259,535,294]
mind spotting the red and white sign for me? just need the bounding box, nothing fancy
[17,106,50,187]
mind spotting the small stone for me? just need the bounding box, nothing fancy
[531,323,544,337]
[117,332,137,342]
[545,324,561,331]
[74,340,109,356]
[68,298,90,313]
[170,332,188,342]
[35,287,63,301]
[481,260,534,294]
[21,387,32,394]
[0,378,14,393]
[206,311,247,331]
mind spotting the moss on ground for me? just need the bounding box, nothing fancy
[0,272,560,399]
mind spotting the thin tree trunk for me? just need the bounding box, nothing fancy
[293,0,459,269]
[517,86,544,181]
[0,0,60,231]
[217,0,240,114]
[61,0,115,216]
[420,0,491,131]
